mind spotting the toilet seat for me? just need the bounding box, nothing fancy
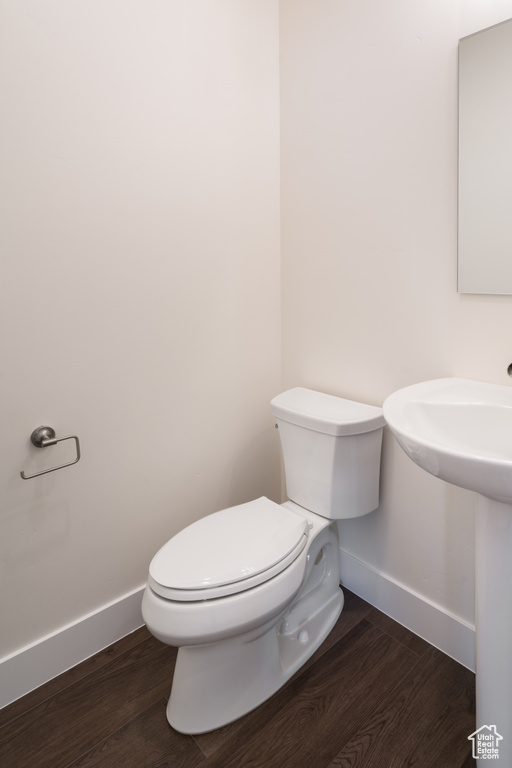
[148,497,309,601]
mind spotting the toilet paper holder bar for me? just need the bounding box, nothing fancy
[20,426,81,480]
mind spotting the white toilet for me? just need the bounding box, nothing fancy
[142,387,385,734]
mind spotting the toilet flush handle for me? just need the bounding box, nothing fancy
[20,426,81,480]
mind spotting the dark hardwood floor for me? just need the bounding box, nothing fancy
[0,590,475,767]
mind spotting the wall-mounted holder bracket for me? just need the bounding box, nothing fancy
[20,426,81,480]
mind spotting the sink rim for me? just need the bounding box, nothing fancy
[384,377,512,464]
[383,377,512,503]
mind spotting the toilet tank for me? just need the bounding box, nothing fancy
[271,388,385,519]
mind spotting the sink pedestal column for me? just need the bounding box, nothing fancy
[475,494,512,762]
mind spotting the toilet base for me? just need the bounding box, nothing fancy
[167,524,343,734]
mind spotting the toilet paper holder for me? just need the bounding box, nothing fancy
[20,426,81,480]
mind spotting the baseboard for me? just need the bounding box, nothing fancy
[0,586,145,709]
[0,555,476,710]
[339,547,475,672]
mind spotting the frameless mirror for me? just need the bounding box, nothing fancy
[458,18,512,294]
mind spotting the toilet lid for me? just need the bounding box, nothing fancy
[148,497,309,601]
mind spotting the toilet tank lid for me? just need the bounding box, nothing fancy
[271,388,385,436]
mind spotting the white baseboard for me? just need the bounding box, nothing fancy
[339,547,475,672]
[0,554,476,711]
[0,586,145,709]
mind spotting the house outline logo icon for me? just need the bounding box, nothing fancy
[468,725,503,759]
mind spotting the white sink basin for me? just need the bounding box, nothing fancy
[383,377,512,504]
[384,377,512,759]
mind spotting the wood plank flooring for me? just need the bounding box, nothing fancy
[0,590,475,767]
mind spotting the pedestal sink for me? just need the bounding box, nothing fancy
[383,378,512,762]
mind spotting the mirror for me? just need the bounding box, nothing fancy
[458,18,512,294]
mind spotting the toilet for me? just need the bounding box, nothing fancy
[142,387,385,734]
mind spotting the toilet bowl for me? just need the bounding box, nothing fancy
[142,388,385,734]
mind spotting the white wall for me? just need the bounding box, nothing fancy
[4,0,512,700]
[0,0,281,663]
[280,0,512,655]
